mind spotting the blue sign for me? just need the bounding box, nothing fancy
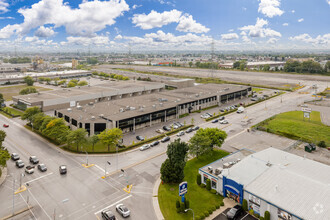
[179,181,188,196]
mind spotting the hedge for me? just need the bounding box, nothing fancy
[197,174,201,185]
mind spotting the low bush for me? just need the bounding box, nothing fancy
[180,202,185,213]
[254,213,260,218]
[197,174,201,185]
[206,179,211,190]
[199,214,205,220]
[259,217,264,220]
[208,209,213,215]
[204,211,209,217]
[215,204,220,209]
[179,113,189,118]
[242,199,248,211]
[210,189,217,194]
[212,206,216,211]
[249,209,254,215]
[184,200,190,209]
[264,211,270,220]
[318,140,326,148]
[200,183,206,188]
[219,201,224,206]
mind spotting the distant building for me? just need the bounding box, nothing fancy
[219,61,285,70]
[72,59,78,69]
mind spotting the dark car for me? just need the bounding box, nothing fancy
[29,156,39,164]
[136,136,144,141]
[226,205,244,220]
[59,165,67,174]
[185,128,193,133]
[163,126,171,131]
[11,153,20,161]
[161,136,170,143]
[16,160,24,168]
[150,140,160,147]
[212,119,218,123]
[192,126,200,131]
[101,208,116,220]
[220,109,225,112]
[38,164,47,172]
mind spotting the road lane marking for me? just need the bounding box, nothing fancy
[123,185,132,193]
[94,195,132,215]
[27,187,52,220]
[25,172,53,185]
[19,193,37,219]
[82,163,95,168]
[241,213,249,219]
[14,185,27,194]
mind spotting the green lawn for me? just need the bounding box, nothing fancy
[2,107,24,116]
[0,85,52,100]
[260,111,330,147]
[252,87,265,92]
[158,150,229,220]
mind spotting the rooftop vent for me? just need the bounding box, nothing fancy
[119,108,124,112]
[99,114,104,118]
[130,107,136,110]
[77,105,82,110]
[91,116,95,120]
[215,168,222,175]
[158,98,168,102]
[67,108,72,112]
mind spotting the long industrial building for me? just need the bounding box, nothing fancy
[55,84,251,135]
[13,81,165,111]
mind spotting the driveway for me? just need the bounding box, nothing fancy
[213,208,256,220]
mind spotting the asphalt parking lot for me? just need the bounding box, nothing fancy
[213,208,256,220]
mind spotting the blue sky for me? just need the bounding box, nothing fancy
[0,0,329,51]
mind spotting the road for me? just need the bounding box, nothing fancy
[0,78,328,219]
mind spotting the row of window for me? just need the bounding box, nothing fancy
[203,175,217,189]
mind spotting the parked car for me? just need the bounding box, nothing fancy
[161,136,170,143]
[3,124,9,128]
[219,120,229,124]
[150,141,160,147]
[185,128,193,133]
[177,131,185,137]
[251,98,258,101]
[174,122,182,128]
[171,124,179,129]
[226,205,244,220]
[116,204,130,217]
[212,119,218,123]
[29,156,39,164]
[38,164,47,172]
[163,126,171,131]
[136,136,144,141]
[219,116,225,120]
[59,165,67,174]
[25,165,35,174]
[101,208,116,220]
[155,129,165,134]
[192,126,200,131]
[177,122,184,127]
[220,109,225,112]
[139,144,151,151]
[16,160,24,168]
[11,153,20,161]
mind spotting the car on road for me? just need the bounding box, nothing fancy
[150,140,160,147]
[161,136,170,143]
[59,165,67,174]
[177,131,185,136]
[25,165,35,174]
[29,156,39,164]
[219,116,225,120]
[201,113,211,119]
[219,119,229,124]
[226,205,244,220]
[11,153,20,161]
[212,119,218,123]
[136,136,144,141]
[155,129,165,134]
[139,144,151,151]
[38,164,47,172]
[116,204,130,217]
[101,208,116,220]
[185,128,193,133]
[163,126,171,131]
[16,160,24,168]
[192,126,200,131]
[3,124,9,128]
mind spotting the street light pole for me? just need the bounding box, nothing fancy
[185,208,195,220]
[121,169,129,188]
[104,161,111,176]
[12,177,15,216]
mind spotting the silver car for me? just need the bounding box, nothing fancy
[116,203,130,217]
[139,144,151,151]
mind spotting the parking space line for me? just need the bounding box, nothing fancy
[94,195,132,215]
[25,172,53,185]
[27,187,52,220]
[241,213,249,219]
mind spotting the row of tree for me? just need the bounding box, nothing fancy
[3,57,31,64]
[0,130,10,173]
[284,60,329,74]
[92,71,129,80]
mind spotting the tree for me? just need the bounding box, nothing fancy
[67,81,76,88]
[89,135,99,152]
[233,61,241,69]
[263,64,270,71]
[19,87,38,95]
[67,128,88,152]
[325,61,330,72]
[160,139,189,183]
[98,128,123,152]
[0,93,4,106]
[22,107,41,123]
[39,115,54,132]
[31,112,46,131]
[24,76,34,86]
[43,118,70,143]
[78,80,88,86]
[188,62,193,68]
[199,128,227,148]
[0,130,10,168]
[58,80,66,85]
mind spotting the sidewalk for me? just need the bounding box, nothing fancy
[0,167,7,187]
[206,197,237,220]
[152,177,165,220]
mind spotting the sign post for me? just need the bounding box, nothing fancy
[302,107,312,121]
[179,181,188,203]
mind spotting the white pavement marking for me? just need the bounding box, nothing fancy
[19,193,37,219]
[241,213,249,219]
[94,195,132,215]
[226,129,246,141]
[27,187,52,220]
[25,172,53,185]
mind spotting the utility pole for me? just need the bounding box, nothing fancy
[12,177,15,216]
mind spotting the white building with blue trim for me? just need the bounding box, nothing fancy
[199,147,330,220]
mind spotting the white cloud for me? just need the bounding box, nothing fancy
[282,23,289,26]
[228,29,234,32]
[132,9,182,30]
[267,38,278,44]
[239,18,281,38]
[25,36,38,42]
[114,34,123,40]
[0,0,129,39]
[35,26,55,38]
[242,35,252,43]
[291,10,295,13]
[221,33,239,40]
[0,24,20,39]
[63,35,110,46]
[0,0,9,13]
[258,0,284,18]
[289,33,330,45]
[176,14,209,33]
[327,0,330,5]
[132,4,141,10]
[298,18,304,22]
[240,31,247,36]
[24,36,56,46]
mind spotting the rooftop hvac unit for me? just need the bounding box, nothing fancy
[89,102,94,105]
[152,105,156,108]
[195,94,199,97]
[99,114,104,118]
[119,108,124,112]
[159,103,163,107]
[91,116,95,120]
[208,166,213,173]
[125,106,130,110]
[215,168,223,175]
[77,105,82,110]
[130,107,136,110]
[67,108,72,112]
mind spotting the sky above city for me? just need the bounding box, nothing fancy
[0,0,329,52]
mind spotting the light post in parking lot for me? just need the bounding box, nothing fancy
[185,208,195,220]
[104,161,111,177]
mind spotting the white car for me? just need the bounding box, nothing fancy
[156,129,165,134]
[139,144,151,151]
[25,165,35,174]
[219,119,229,124]
[177,131,185,137]
[116,203,130,217]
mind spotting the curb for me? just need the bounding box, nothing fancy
[152,177,165,220]
[0,167,7,187]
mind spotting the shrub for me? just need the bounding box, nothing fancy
[176,200,180,209]
[249,209,254,215]
[259,217,264,220]
[219,201,224,206]
[180,202,185,213]
[199,214,205,220]
[254,213,260,218]
[264,211,270,220]
[204,211,209,217]
[201,183,206,188]
[176,207,180,213]
[208,209,213,215]
[215,204,220,209]
[206,179,211,190]
[184,200,190,209]
[242,199,248,211]
[212,206,216,211]
[197,174,201,185]
[318,141,326,148]
[210,189,217,194]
